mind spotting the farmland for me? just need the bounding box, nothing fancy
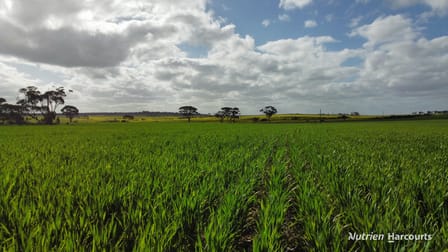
[0,120,447,251]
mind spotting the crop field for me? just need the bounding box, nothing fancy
[0,120,447,251]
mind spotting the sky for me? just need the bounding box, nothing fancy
[0,0,447,115]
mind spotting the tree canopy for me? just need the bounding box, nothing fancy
[17,86,68,124]
[216,107,240,122]
[0,98,26,124]
[260,106,278,120]
[0,86,74,125]
[61,105,79,123]
[179,106,198,123]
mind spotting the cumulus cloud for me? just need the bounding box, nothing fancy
[0,0,208,67]
[350,14,448,104]
[0,22,177,67]
[359,36,448,95]
[0,61,42,101]
[350,15,418,48]
[279,0,313,10]
[0,2,447,114]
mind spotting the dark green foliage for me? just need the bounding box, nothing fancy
[215,107,240,122]
[179,106,198,123]
[61,105,79,123]
[2,86,70,124]
[260,106,278,120]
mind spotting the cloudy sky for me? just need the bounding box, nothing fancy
[0,0,447,114]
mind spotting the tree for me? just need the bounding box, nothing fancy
[0,98,6,123]
[215,110,225,123]
[230,107,240,122]
[17,86,68,124]
[61,105,79,124]
[179,106,198,123]
[41,87,67,124]
[0,100,25,124]
[17,86,41,119]
[221,107,232,122]
[216,107,240,123]
[260,106,277,121]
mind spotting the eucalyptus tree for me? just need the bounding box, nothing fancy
[17,86,69,124]
[216,107,240,123]
[61,105,79,124]
[260,106,277,121]
[179,106,198,123]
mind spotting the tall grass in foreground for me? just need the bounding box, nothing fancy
[0,121,447,251]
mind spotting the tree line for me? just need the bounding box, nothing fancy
[178,105,278,123]
[0,86,79,125]
[1,86,277,125]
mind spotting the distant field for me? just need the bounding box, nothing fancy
[0,120,447,251]
[55,112,447,124]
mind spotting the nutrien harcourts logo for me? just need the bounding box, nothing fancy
[348,232,433,243]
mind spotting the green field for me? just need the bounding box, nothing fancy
[1,120,447,251]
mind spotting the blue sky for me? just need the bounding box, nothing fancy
[209,0,448,49]
[0,0,447,114]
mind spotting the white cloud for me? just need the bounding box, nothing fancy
[0,61,42,101]
[350,15,418,48]
[350,15,448,108]
[0,0,214,67]
[0,3,447,114]
[278,14,290,22]
[279,0,313,10]
[359,36,448,97]
[304,20,317,28]
[262,19,271,27]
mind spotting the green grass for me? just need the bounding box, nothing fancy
[0,120,447,251]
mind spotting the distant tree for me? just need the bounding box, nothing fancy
[41,87,68,124]
[0,98,6,123]
[179,106,198,123]
[17,86,41,118]
[221,106,232,117]
[17,86,68,124]
[215,110,225,122]
[230,107,240,122]
[260,106,277,121]
[61,105,79,123]
[215,107,240,123]
[0,102,25,124]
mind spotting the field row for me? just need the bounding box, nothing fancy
[0,121,447,251]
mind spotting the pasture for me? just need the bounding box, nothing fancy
[0,120,447,251]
